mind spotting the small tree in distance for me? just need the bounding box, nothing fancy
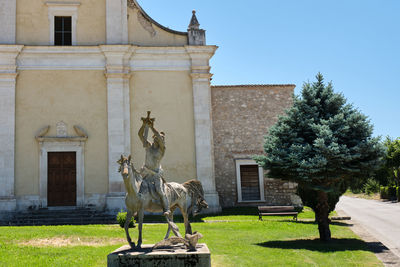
[255,73,384,241]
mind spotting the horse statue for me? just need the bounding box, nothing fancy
[117,155,208,249]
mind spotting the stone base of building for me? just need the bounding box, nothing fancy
[0,197,16,211]
[107,244,210,267]
[106,194,126,213]
[0,197,16,220]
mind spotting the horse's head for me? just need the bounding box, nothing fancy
[194,197,209,216]
[117,155,133,178]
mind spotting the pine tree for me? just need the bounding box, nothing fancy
[255,73,384,241]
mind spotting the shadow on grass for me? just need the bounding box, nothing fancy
[256,238,389,253]
[280,220,353,227]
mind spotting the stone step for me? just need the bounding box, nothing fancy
[14,213,116,219]
[7,218,117,226]
[3,208,118,226]
[7,220,117,226]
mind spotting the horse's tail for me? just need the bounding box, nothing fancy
[182,180,208,215]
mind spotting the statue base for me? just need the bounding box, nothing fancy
[107,243,211,267]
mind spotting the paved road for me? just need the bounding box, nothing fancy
[336,196,400,258]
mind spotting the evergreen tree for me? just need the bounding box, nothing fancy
[255,73,384,241]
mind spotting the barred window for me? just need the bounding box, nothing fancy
[54,16,72,46]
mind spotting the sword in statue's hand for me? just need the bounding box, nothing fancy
[141,111,155,137]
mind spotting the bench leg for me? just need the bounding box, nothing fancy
[259,214,262,221]
[293,215,297,221]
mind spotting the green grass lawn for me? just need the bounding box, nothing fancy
[0,208,382,267]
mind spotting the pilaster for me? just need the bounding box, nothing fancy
[0,45,23,211]
[106,0,128,44]
[100,45,133,210]
[0,0,16,44]
[186,45,221,213]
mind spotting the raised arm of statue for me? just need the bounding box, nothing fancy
[138,121,151,148]
[150,125,165,152]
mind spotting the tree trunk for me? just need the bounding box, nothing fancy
[315,191,331,242]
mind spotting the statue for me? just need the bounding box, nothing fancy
[117,112,208,250]
[138,111,170,216]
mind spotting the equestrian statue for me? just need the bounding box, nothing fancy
[117,111,208,250]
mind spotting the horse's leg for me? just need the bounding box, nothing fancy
[164,209,181,238]
[164,207,176,239]
[124,210,135,248]
[137,208,144,248]
[180,204,192,235]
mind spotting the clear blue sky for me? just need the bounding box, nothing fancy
[138,0,400,139]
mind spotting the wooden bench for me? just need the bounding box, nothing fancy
[258,206,298,221]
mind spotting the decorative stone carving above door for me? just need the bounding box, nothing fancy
[56,121,67,137]
[35,122,88,142]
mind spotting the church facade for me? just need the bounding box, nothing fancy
[0,0,297,217]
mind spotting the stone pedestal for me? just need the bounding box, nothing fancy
[107,244,211,267]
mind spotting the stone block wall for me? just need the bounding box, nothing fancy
[211,84,299,207]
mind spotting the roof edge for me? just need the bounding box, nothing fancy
[212,84,296,88]
[130,0,188,36]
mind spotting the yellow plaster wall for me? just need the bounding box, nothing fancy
[16,0,48,45]
[76,0,106,45]
[16,0,106,45]
[15,70,108,196]
[130,71,196,183]
[128,8,187,46]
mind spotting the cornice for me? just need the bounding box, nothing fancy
[0,45,24,54]
[185,45,218,57]
[99,45,134,54]
[45,1,81,7]
[191,73,213,80]
[21,46,100,54]
[17,46,104,70]
[212,84,296,89]
[0,73,18,79]
[5,45,214,71]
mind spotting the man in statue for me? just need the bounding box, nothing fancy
[138,113,171,216]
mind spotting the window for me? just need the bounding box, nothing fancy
[54,16,72,46]
[235,159,265,202]
[46,1,80,45]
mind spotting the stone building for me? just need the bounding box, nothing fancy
[0,0,298,217]
[211,85,298,208]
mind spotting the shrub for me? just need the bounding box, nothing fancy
[363,179,380,195]
[116,210,135,228]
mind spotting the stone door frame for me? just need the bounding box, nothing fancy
[235,159,265,203]
[38,139,85,208]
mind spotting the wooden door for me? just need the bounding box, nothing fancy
[240,165,261,201]
[48,152,77,206]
